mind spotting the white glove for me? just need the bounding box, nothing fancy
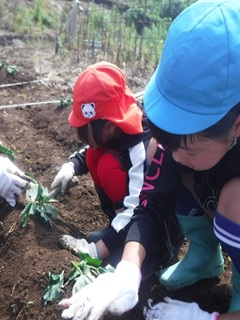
[58,235,98,258]
[0,157,29,206]
[59,260,142,320]
[51,162,75,194]
[143,297,219,320]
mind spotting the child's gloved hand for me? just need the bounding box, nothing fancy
[59,260,142,320]
[58,235,98,258]
[143,297,219,320]
[0,156,28,178]
[51,162,75,194]
[0,156,29,206]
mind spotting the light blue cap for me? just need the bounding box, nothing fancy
[144,0,240,134]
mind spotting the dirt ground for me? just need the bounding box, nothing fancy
[0,43,233,320]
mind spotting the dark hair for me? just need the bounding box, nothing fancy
[148,102,240,151]
[77,119,108,147]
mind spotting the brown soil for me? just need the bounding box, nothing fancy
[0,44,233,320]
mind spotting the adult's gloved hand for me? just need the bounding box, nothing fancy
[50,162,75,194]
[59,260,142,320]
[143,297,219,320]
[0,156,29,206]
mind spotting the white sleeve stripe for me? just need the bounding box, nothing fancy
[112,142,146,232]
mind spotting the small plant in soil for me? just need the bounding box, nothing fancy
[43,253,115,305]
[57,95,73,109]
[0,61,19,75]
[21,181,58,227]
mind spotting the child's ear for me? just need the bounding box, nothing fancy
[231,114,240,138]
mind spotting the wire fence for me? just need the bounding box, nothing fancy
[0,0,193,94]
[58,1,179,71]
[0,0,193,73]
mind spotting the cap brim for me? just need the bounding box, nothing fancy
[68,85,143,133]
[106,89,143,134]
[144,69,227,135]
[68,110,89,127]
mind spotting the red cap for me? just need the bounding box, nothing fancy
[68,61,143,134]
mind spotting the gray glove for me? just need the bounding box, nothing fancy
[58,235,98,258]
[0,157,29,206]
[51,162,75,194]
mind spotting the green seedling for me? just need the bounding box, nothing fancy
[68,253,115,294]
[42,253,115,305]
[57,95,73,109]
[21,181,58,227]
[0,61,19,75]
[6,65,19,75]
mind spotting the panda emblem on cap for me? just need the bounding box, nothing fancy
[81,103,96,119]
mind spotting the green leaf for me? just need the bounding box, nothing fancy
[68,260,82,276]
[72,271,95,294]
[0,145,15,160]
[23,182,58,227]
[29,202,37,215]
[66,255,115,284]
[79,253,103,267]
[67,268,82,284]
[43,256,115,305]
[35,207,53,227]
[26,182,39,202]
[21,202,33,227]
[43,203,58,219]
[26,182,50,203]
[58,95,73,109]
[6,65,19,75]
[43,271,65,305]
